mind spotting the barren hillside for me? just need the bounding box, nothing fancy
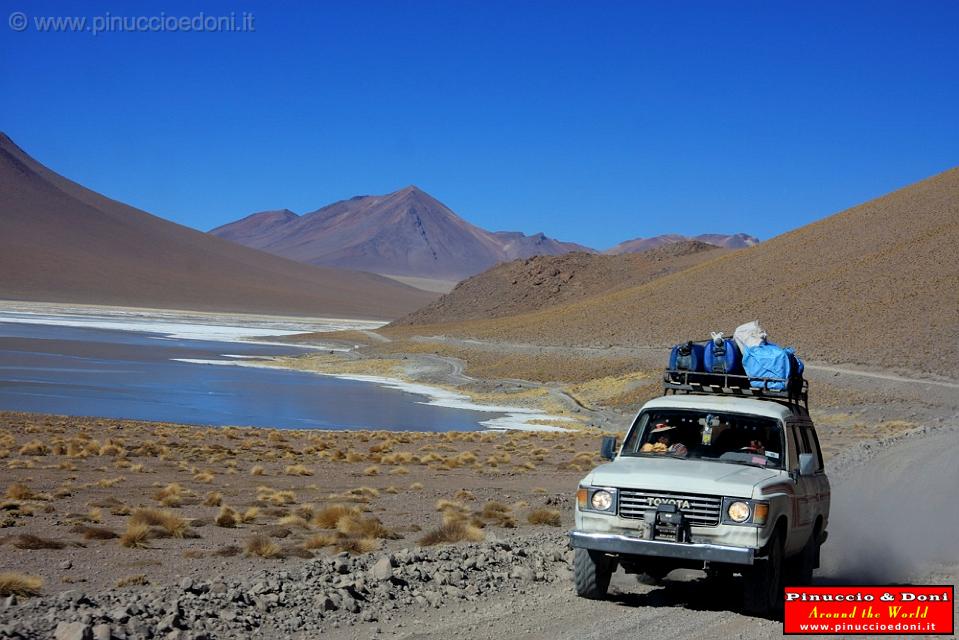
[397,241,723,325]
[210,187,591,279]
[0,134,435,319]
[392,169,959,377]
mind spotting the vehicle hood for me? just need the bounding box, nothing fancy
[589,456,781,498]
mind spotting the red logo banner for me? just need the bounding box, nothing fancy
[784,586,955,635]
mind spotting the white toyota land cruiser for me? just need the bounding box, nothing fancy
[570,371,830,614]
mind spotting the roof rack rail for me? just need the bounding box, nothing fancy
[663,369,809,412]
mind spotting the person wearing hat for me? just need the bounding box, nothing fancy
[640,423,687,456]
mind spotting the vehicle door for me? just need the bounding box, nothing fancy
[784,420,816,555]
[801,421,830,536]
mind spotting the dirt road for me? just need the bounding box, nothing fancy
[363,422,959,640]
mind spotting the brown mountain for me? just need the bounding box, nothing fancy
[0,133,435,319]
[398,241,724,325]
[209,186,592,280]
[605,232,759,254]
[393,168,959,377]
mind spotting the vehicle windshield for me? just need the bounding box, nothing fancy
[621,409,785,469]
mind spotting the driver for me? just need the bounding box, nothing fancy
[740,439,766,454]
[640,423,688,457]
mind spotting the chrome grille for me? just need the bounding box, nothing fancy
[617,489,722,527]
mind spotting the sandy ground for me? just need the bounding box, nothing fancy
[0,412,602,594]
[2,317,958,638]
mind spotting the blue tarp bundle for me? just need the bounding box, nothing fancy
[741,342,804,390]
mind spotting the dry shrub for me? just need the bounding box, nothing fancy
[454,489,476,502]
[240,507,259,524]
[0,572,42,597]
[362,466,379,476]
[130,509,188,538]
[418,521,485,546]
[302,533,338,549]
[4,534,66,550]
[244,535,283,559]
[384,486,399,494]
[215,506,238,528]
[212,545,241,557]
[96,476,124,488]
[336,515,400,540]
[152,483,184,503]
[71,525,119,540]
[99,443,125,457]
[18,441,48,456]
[193,470,215,483]
[480,501,517,528]
[284,464,313,476]
[409,482,424,491]
[277,515,310,529]
[119,523,150,548]
[4,483,36,501]
[250,465,265,476]
[348,486,379,499]
[115,574,148,588]
[389,466,410,476]
[527,508,562,527]
[336,537,379,555]
[313,504,360,529]
[203,491,223,507]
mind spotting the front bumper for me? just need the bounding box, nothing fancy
[570,530,755,566]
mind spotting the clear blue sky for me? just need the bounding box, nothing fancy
[2,0,957,249]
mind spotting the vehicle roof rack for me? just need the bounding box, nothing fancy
[663,369,809,413]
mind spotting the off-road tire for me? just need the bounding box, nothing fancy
[573,547,613,599]
[787,527,820,586]
[743,531,784,615]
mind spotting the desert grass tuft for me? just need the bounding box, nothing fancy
[244,535,283,559]
[335,537,379,555]
[418,521,485,546]
[284,464,313,476]
[215,506,238,528]
[3,534,66,550]
[277,515,311,529]
[302,532,338,549]
[313,504,360,529]
[71,524,119,540]
[336,515,400,540]
[527,508,562,527]
[250,465,266,476]
[4,483,36,501]
[0,572,42,597]
[203,491,223,507]
[119,522,151,548]
[115,574,149,588]
[130,508,188,538]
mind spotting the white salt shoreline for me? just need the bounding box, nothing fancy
[173,358,574,432]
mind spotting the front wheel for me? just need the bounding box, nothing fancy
[743,531,784,615]
[573,547,613,599]
[787,528,820,586]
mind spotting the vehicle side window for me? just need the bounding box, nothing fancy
[806,426,824,471]
[787,424,801,470]
[795,424,824,472]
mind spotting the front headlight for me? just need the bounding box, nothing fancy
[591,490,613,511]
[727,501,751,523]
[578,486,617,514]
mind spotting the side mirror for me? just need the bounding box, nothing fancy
[798,453,817,476]
[600,436,618,461]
